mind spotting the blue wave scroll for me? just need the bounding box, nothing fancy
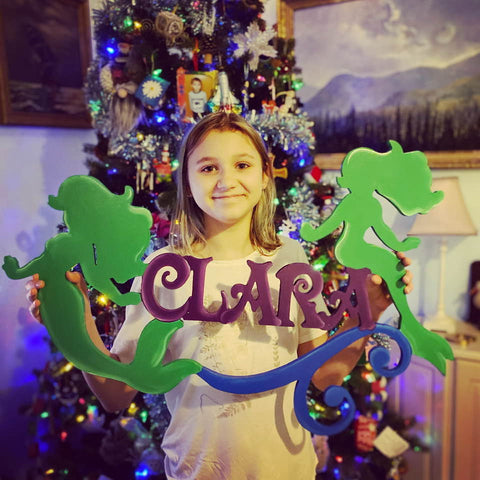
[197,324,411,435]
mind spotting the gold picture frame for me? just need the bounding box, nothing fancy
[0,0,92,128]
[277,0,480,169]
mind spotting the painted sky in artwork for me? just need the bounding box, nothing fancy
[295,0,480,102]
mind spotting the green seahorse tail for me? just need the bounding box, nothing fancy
[399,312,453,374]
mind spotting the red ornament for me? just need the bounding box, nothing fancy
[151,212,171,239]
[261,99,277,114]
[370,377,388,402]
[193,38,200,71]
[311,165,322,182]
[354,415,378,452]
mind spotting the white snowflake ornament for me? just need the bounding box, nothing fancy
[233,22,277,71]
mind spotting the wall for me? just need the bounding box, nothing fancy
[0,0,100,475]
[0,126,95,477]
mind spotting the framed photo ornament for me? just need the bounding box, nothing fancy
[176,68,218,120]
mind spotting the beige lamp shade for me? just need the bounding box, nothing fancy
[408,176,477,333]
[408,177,477,236]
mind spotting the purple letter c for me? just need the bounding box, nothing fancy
[141,253,191,321]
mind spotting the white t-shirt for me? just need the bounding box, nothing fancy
[111,236,327,480]
[189,90,207,114]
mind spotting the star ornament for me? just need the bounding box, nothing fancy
[233,22,277,71]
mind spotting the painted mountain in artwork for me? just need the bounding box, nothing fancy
[304,52,480,117]
[304,52,480,152]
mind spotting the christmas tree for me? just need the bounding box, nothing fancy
[308,351,428,480]
[21,1,423,479]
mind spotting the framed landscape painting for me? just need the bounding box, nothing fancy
[278,0,480,168]
[0,0,92,128]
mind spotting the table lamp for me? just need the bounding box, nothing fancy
[408,177,477,333]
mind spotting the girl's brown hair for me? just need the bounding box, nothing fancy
[170,112,281,255]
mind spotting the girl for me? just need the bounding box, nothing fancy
[27,112,412,479]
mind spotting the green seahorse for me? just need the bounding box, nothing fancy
[300,141,453,374]
[3,175,200,393]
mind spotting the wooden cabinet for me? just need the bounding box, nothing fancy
[387,323,480,480]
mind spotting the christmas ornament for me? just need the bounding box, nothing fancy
[136,159,155,192]
[209,71,241,113]
[232,22,277,71]
[273,166,288,179]
[200,35,217,66]
[261,99,277,114]
[354,415,378,452]
[370,376,388,401]
[386,458,402,480]
[152,143,172,182]
[155,10,184,46]
[140,18,155,34]
[276,90,296,115]
[98,42,144,137]
[54,377,79,406]
[151,212,171,239]
[200,0,217,37]
[135,73,170,110]
[310,166,323,183]
[373,426,410,458]
[279,181,321,248]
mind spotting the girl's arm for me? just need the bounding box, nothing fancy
[297,318,369,390]
[26,272,138,412]
[298,253,413,389]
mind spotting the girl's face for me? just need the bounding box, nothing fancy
[191,80,202,93]
[187,130,268,234]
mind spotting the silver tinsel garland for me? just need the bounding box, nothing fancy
[246,110,316,164]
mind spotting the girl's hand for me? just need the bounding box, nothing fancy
[26,271,88,323]
[25,274,45,322]
[367,252,413,319]
[65,270,89,299]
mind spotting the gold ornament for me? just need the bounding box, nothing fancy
[155,11,184,46]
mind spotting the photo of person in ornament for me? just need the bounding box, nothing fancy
[25,112,413,480]
[188,77,208,119]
